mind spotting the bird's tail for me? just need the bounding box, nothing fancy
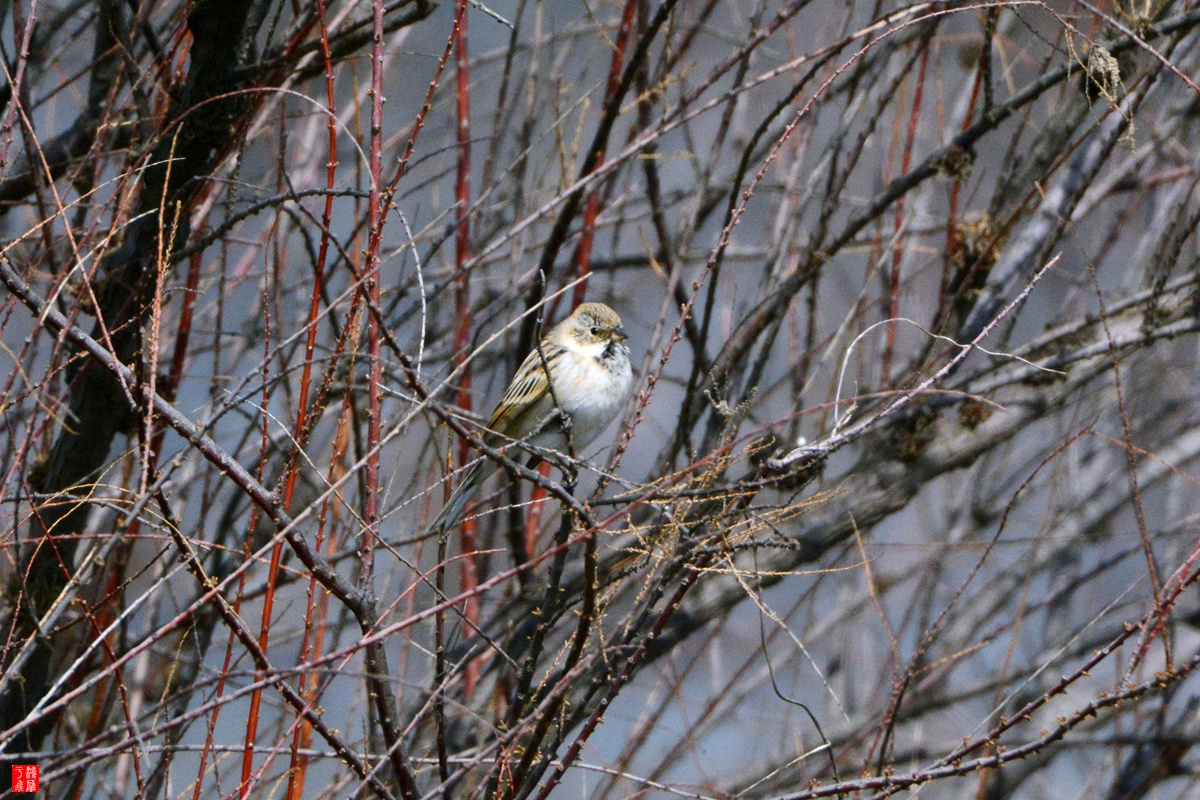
[430,458,497,531]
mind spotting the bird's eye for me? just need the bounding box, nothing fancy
[590,326,601,336]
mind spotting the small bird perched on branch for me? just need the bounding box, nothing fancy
[433,302,634,531]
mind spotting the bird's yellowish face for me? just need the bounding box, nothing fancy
[567,302,627,347]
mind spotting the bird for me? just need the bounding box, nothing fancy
[432,302,634,531]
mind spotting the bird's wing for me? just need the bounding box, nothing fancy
[433,341,566,531]
[484,342,562,446]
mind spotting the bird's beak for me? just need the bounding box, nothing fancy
[612,326,628,342]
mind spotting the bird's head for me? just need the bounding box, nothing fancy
[560,302,629,363]
[567,302,627,345]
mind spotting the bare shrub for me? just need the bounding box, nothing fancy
[3,1,1200,798]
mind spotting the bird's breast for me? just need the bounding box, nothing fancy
[548,349,632,447]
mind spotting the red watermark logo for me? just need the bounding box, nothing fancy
[11,765,39,793]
